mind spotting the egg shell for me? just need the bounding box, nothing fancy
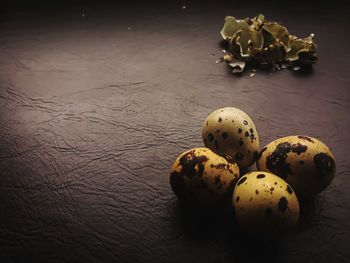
[202,107,260,170]
[256,135,336,196]
[170,147,240,207]
[233,171,299,238]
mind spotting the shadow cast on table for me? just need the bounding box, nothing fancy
[170,192,321,262]
[297,195,322,230]
[171,200,285,262]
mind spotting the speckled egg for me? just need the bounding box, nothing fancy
[170,147,240,207]
[202,107,260,169]
[256,135,336,196]
[233,171,299,237]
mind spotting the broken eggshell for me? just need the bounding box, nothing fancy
[220,14,318,72]
[286,34,317,64]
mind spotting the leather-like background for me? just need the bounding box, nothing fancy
[1,1,350,262]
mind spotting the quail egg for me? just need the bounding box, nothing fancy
[256,135,335,196]
[202,107,260,169]
[233,171,299,238]
[170,147,240,207]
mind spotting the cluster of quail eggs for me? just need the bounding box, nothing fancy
[170,107,336,238]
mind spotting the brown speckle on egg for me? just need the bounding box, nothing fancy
[235,152,244,161]
[297,136,314,143]
[257,173,265,179]
[291,143,308,155]
[265,142,292,179]
[237,176,247,186]
[314,153,335,177]
[278,197,288,213]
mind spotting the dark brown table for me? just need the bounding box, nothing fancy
[1,1,349,262]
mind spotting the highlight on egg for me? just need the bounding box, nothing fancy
[202,107,260,170]
[170,147,240,207]
[233,171,300,238]
[256,135,336,196]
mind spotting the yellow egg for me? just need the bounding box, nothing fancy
[170,147,240,207]
[233,171,299,237]
[256,135,336,196]
[202,107,260,170]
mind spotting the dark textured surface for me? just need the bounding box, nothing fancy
[1,1,350,262]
